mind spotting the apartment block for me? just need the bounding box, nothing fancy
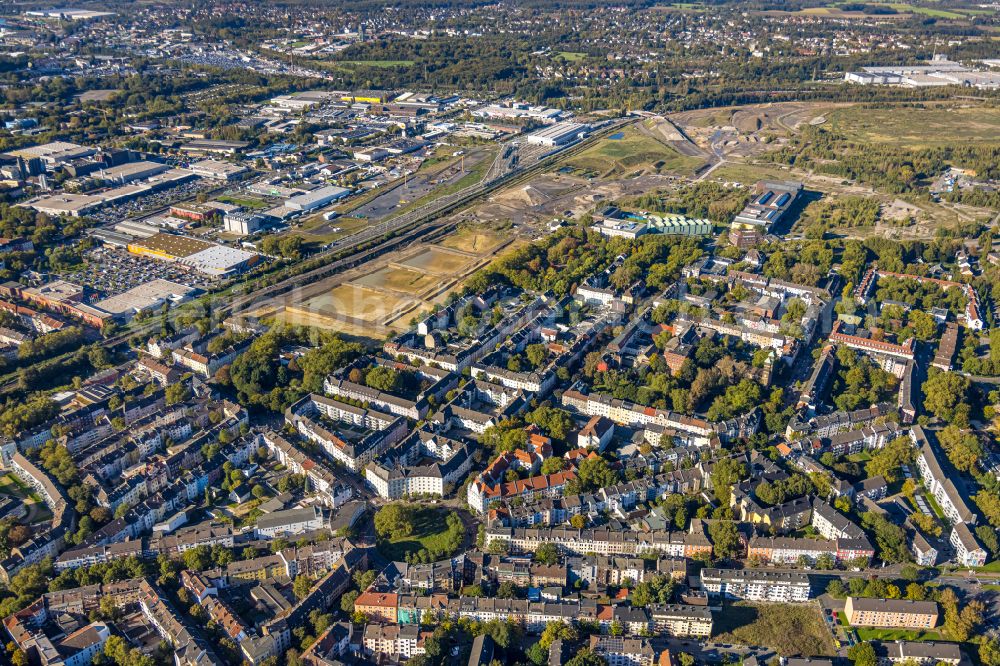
[700,568,811,602]
[844,597,938,629]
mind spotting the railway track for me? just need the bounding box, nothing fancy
[217,116,634,318]
[0,117,635,396]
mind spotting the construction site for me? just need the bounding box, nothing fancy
[264,226,511,339]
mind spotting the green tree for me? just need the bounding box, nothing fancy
[573,457,618,493]
[980,637,1000,666]
[826,580,846,598]
[708,520,741,561]
[922,371,970,425]
[975,524,999,557]
[848,642,877,666]
[496,581,518,599]
[865,436,915,483]
[541,457,566,475]
[710,457,748,502]
[364,366,400,392]
[165,382,191,406]
[936,425,982,473]
[535,542,560,565]
[211,545,233,567]
[340,590,359,613]
[565,648,607,666]
[528,405,575,442]
[526,343,547,369]
[816,553,835,570]
[182,546,211,571]
[974,489,1000,528]
[293,574,311,600]
[905,583,926,601]
[373,503,415,540]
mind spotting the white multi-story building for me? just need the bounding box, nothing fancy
[950,523,987,567]
[589,636,655,666]
[363,624,422,660]
[254,506,326,539]
[485,527,713,559]
[648,605,714,637]
[285,394,407,472]
[366,431,475,500]
[811,500,866,540]
[912,426,977,525]
[700,569,811,602]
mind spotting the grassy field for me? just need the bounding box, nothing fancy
[217,195,269,210]
[0,473,34,500]
[792,3,975,18]
[563,125,702,177]
[973,560,1000,573]
[712,602,837,656]
[839,2,969,18]
[710,161,799,185]
[855,628,943,641]
[924,491,946,521]
[884,5,966,18]
[826,105,1000,147]
[292,214,370,244]
[337,60,416,68]
[555,51,587,62]
[438,227,506,255]
[376,507,461,561]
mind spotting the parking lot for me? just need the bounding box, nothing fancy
[58,246,213,296]
[88,179,219,226]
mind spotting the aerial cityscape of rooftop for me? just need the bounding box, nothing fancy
[0,1,999,666]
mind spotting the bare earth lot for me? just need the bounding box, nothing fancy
[272,225,511,340]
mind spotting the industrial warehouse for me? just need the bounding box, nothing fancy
[732,180,803,232]
[126,232,261,277]
[525,121,591,147]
